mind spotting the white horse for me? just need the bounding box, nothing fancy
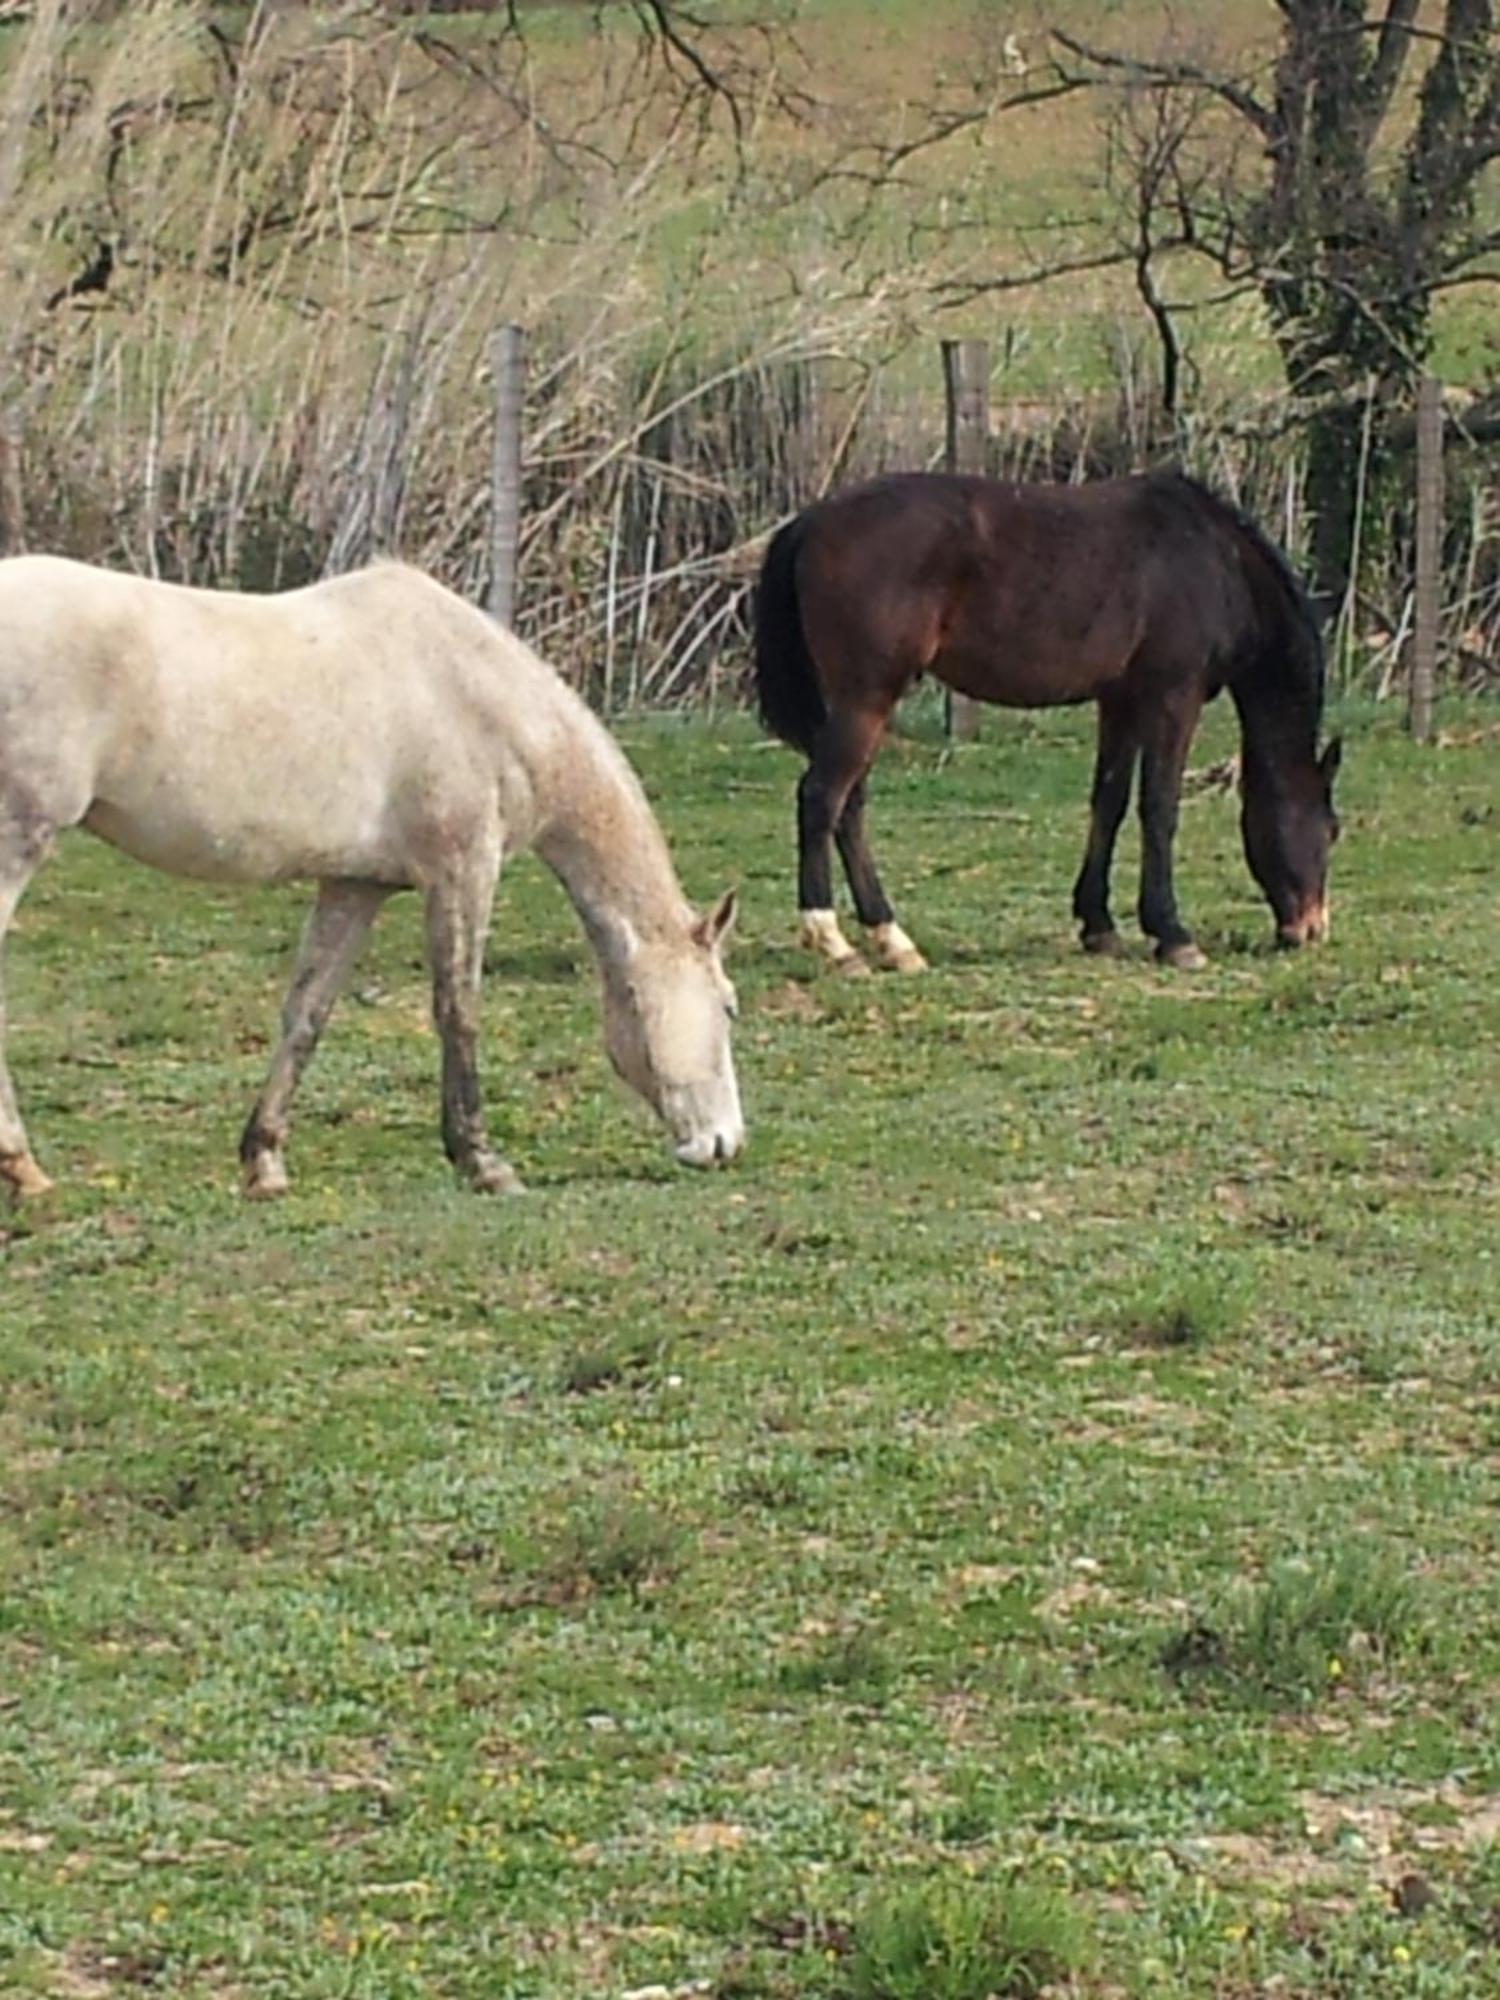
[0,555,743,1198]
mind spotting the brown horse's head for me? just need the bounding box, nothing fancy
[1241,738,1341,946]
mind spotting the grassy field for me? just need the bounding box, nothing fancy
[2,697,1500,1998]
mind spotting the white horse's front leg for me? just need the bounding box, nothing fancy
[425,851,524,1194]
[240,879,388,1197]
[0,840,54,1199]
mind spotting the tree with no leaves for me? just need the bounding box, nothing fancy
[1054,2,1500,597]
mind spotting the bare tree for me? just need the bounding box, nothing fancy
[1050,3,1500,596]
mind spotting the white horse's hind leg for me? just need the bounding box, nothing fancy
[240,879,388,1197]
[425,852,522,1194]
[0,831,53,1199]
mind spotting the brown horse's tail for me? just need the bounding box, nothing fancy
[754,513,826,754]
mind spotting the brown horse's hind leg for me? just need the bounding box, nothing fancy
[1072,695,1139,956]
[424,851,521,1194]
[1137,694,1207,970]
[798,706,898,974]
[240,879,389,1196]
[836,779,926,972]
[0,812,56,1199]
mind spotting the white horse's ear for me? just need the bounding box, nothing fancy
[694,888,738,952]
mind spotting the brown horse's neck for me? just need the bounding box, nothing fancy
[1224,507,1325,784]
[533,712,690,962]
[1232,672,1322,790]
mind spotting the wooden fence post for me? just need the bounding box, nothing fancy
[1408,373,1442,743]
[488,322,527,626]
[941,338,988,742]
[0,412,24,557]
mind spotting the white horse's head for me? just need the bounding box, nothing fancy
[600,889,744,1167]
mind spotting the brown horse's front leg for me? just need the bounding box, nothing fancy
[1072,696,1138,956]
[1137,705,1207,970]
[834,779,926,972]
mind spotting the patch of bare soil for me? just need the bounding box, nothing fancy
[1190,1781,1500,1903]
[755,980,829,1023]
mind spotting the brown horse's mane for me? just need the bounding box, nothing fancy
[1153,471,1326,731]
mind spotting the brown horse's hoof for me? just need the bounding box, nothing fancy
[798,908,868,975]
[1159,941,1209,972]
[867,922,928,973]
[1082,930,1125,958]
[834,951,872,978]
[1,1153,54,1199]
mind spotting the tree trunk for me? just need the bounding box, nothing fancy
[1302,400,1366,602]
[0,416,23,557]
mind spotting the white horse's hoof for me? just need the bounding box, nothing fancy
[2,1153,54,1199]
[242,1154,290,1200]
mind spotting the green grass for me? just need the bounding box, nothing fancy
[3,697,1500,1996]
[847,1874,1089,1999]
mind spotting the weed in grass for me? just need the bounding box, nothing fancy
[549,1495,683,1599]
[729,1450,821,1513]
[493,1492,684,1608]
[1119,1261,1255,1350]
[133,1441,288,1553]
[556,1331,667,1395]
[933,1775,1002,1847]
[1163,1546,1441,1706]
[777,1627,893,1698]
[1348,1313,1436,1385]
[847,1875,1089,2000]
[752,1909,856,1958]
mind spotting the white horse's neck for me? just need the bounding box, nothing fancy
[533,709,691,966]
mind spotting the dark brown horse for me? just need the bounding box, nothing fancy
[754,469,1341,973]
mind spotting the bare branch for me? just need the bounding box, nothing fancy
[932,245,1146,307]
[630,0,744,147]
[1050,28,1277,139]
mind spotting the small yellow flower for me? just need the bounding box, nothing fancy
[149,1903,168,1925]
[1328,1655,1344,1679]
[1393,1943,1411,1963]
